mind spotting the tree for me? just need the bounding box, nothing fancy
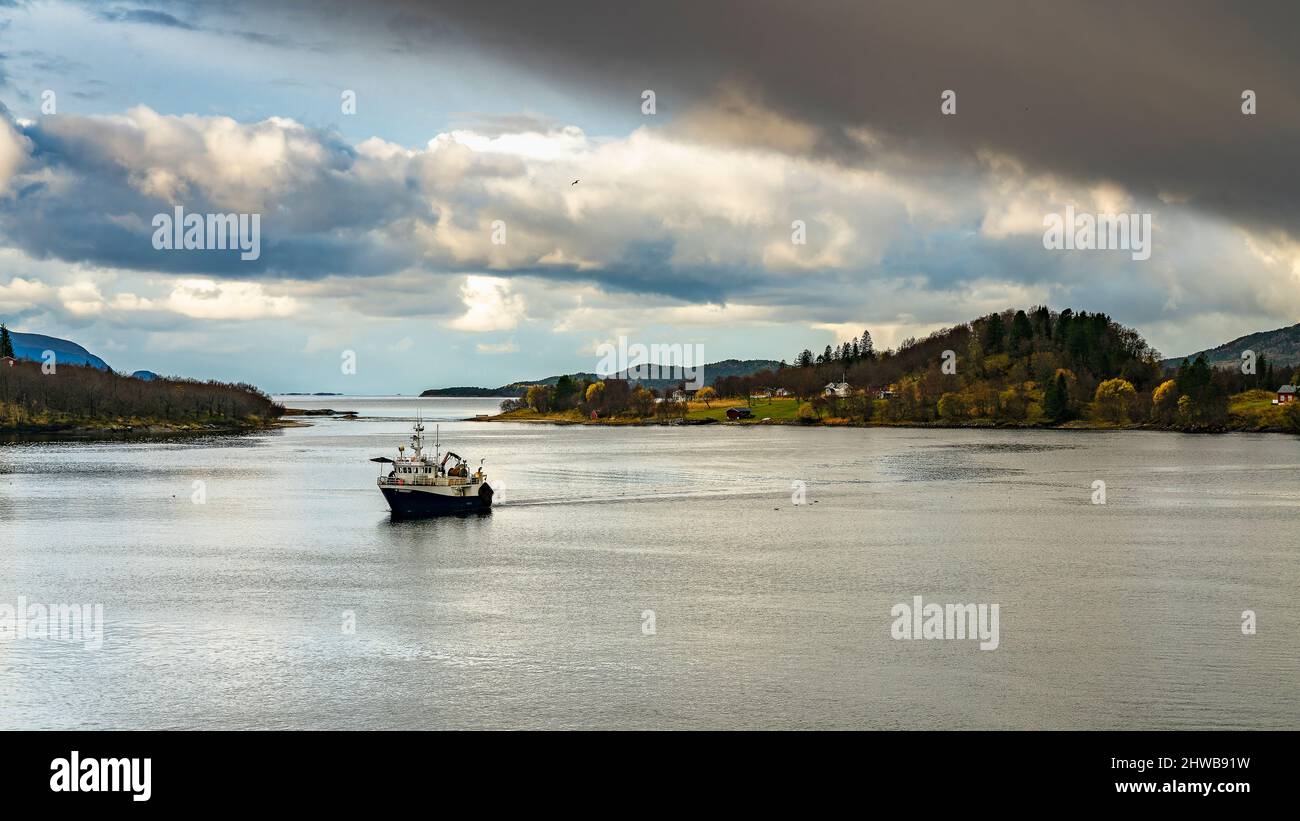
[1283,400,1300,434]
[1030,305,1052,339]
[597,379,632,415]
[655,393,686,421]
[554,375,579,410]
[1151,379,1178,424]
[981,313,1005,353]
[1175,354,1227,426]
[524,384,554,413]
[796,402,818,424]
[1093,378,1136,423]
[1042,372,1071,423]
[859,330,874,360]
[695,386,717,407]
[1008,310,1033,353]
[0,324,13,358]
[629,385,655,417]
[845,392,873,424]
[937,392,968,422]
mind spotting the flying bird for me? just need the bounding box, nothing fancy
[571,179,579,185]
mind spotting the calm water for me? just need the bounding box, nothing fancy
[1,396,1297,729]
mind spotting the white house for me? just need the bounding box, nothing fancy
[823,382,851,398]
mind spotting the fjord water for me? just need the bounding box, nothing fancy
[1,396,1296,730]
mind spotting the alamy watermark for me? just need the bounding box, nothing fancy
[1043,205,1151,261]
[0,596,104,650]
[152,206,261,261]
[50,751,151,801]
[595,336,705,388]
[890,595,1000,650]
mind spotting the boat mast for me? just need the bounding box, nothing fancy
[411,410,424,460]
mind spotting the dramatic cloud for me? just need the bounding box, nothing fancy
[2,96,1296,358]
[292,0,1300,238]
[0,0,1297,390]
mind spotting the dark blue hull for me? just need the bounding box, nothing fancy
[381,483,493,518]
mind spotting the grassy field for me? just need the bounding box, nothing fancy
[482,391,1298,432]
[483,397,805,424]
[684,397,802,422]
[1228,389,1289,430]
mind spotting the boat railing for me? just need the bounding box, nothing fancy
[378,474,482,487]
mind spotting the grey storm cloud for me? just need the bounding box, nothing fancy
[4,0,1299,350]
[240,0,1300,238]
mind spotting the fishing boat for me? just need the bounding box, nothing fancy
[370,418,493,517]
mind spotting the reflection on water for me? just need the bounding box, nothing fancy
[1,396,1297,729]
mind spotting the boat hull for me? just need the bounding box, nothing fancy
[380,482,493,518]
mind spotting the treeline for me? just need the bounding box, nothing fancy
[496,306,1300,430]
[501,373,691,420]
[721,306,1298,429]
[710,307,1163,414]
[0,359,283,430]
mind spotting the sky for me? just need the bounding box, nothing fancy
[1,0,1298,393]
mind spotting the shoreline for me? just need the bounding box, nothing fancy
[470,411,1294,435]
[0,418,299,442]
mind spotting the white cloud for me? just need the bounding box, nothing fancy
[447,275,525,332]
[162,279,297,320]
[0,277,54,312]
[2,100,1299,370]
[58,281,108,316]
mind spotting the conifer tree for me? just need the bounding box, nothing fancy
[1043,372,1070,423]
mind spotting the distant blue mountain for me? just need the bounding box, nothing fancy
[131,370,160,381]
[10,331,111,370]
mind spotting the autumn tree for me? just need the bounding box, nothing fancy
[695,386,717,407]
[524,384,554,413]
[1283,400,1300,433]
[629,385,655,417]
[1151,379,1178,424]
[1093,378,1136,423]
[937,392,968,422]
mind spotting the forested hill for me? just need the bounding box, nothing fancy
[737,306,1296,430]
[762,307,1163,422]
[1161,321,1300,369]
[1,359,283,433]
